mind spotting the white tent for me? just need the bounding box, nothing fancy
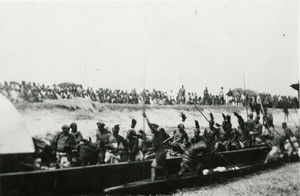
[0,94,34,154]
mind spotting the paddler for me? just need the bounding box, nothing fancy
[70,122,84,145]
[282,122,299,157]
[125,129,143,162]
[190,120,206,145]
[178,140,209,175]
[170,123,189,154]
[142,112,170,182]
[51,125,76,167]
[104,125,128,163]
[96,122,110,164]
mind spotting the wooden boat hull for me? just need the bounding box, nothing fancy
[0,146,270,195]
[104,161,282,194]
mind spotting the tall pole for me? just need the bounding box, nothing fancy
[143,65,146,145]
[194,104,209,122]
[142,63,146,178]
[243,74,249,118]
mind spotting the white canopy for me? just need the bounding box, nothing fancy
[0,94,35,154]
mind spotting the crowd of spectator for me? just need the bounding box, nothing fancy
[0,81,298,109]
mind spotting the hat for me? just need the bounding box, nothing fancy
[177,123,185,129]
[62,125,70,130]
[70,122,77,129]
[97,122,105,128]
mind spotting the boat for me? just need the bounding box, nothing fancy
[0,93,294,195]
[0,146,271,195]
[103,161,280,194]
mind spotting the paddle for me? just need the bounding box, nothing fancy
[193,104,210,123]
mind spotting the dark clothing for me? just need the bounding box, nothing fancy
[204,127,218,145]
[222,121,232,138]
[284,128,294,139]
[246,119,256,133]
[190,135,206,145]
[72,131,83,145]
[161,131,170,142]
[252,122,262,136]
[96,129,110,163]
[151,149,166,169]
[51,132,76,153]
[226,90,233,97]
[125,138,140,161]
[114,134,127,150]
[150,128,167,169]
[181,141,208,171]
[152,131,165,152]
[263,113,274,128]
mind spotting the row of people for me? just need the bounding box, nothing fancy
[1,81,298,108]
[34,109,294,170]
[31,108,299,184]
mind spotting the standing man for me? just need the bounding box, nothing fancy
[219,87,225,105]
[262,108,274,138]
[203,87,209,105]
[142,112,170,182]
[283,103,289,122]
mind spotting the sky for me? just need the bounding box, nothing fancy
[0,0,298,96]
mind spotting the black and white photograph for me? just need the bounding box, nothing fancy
[0,0,299,195]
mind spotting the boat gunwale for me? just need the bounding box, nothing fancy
[0,146,270,177]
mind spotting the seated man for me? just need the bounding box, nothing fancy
[170,124,189,154]
[51,125,76,167]
[203,114,219,150]
[214,123,227,152]
[190,120,205,145]
[95,122,110,164]
[233,112,250,149]
[70,122,84,165]
[222,114,232,139]
[250,116,263,146]
[105,125,128,163]
[70,122,84,145]
[125,129,143,162]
